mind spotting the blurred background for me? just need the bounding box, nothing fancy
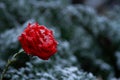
[0,0,120,80]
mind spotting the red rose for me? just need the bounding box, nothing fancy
[18,23,58,60]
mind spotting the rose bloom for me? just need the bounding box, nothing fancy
[18,23,58,60]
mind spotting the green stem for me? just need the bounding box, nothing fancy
[0,49,24,80]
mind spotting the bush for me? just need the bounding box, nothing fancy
[0,0,120,80]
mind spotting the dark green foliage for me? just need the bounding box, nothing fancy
[0,0,120,80]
